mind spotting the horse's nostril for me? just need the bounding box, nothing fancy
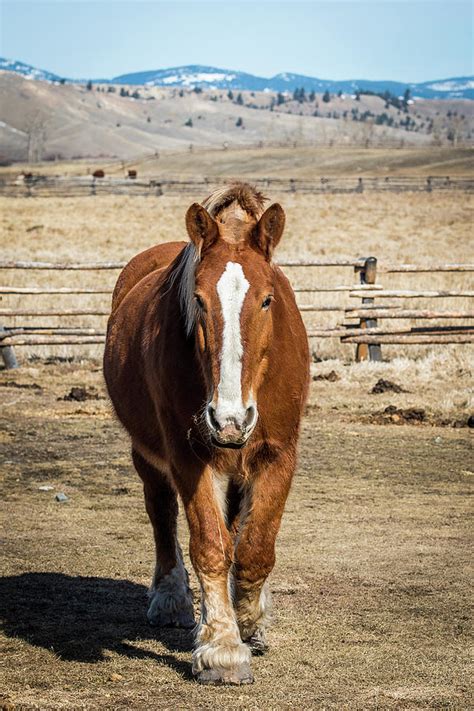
[206,405,221,431]
[244,405,257,430]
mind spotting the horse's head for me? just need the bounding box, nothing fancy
[182,195,285,449]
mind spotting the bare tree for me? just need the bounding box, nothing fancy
[24,112,49,163]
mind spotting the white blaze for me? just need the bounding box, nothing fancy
[215,262,249,426]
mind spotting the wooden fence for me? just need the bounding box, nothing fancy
[1,174,474,198]
[1,257,473,369]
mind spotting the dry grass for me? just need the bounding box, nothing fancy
[1,189,473,361]
[1,168,472,708]
[2,145,473,179]
[0,364,472,709]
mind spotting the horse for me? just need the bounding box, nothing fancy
[103,182,310,685]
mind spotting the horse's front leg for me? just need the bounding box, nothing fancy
[233,451,295,653]
[179,466,253,685]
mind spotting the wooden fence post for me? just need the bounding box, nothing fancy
[356,257,382,362]
[0,325,19,369]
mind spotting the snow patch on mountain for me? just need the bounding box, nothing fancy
[1,57,473,99]
[428,79,474,92]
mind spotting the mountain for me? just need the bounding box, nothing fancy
[112,65,474,99]
[0,57,65,83]
[1,57,473,99]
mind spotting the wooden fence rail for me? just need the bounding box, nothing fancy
[1,256,473,368]
[2,175,474,198]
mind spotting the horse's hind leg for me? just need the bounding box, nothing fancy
[132,448,194,628]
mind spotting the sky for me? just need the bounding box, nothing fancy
[0,0,472,82]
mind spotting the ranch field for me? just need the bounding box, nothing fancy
[1,167,473,708]
[0,361,472,710]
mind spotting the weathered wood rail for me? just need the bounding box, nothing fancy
[1,175,473,198]
[1,258,473,368]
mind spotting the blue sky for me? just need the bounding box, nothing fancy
[0,0,472,82]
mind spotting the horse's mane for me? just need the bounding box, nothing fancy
[171,182,267,337]
[202,181,267,221]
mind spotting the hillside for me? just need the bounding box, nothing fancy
[1,71,473,164]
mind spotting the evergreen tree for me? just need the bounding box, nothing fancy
[322,90,331,103]
[227,89,234,100]
[403,88,411,111]
[236,93,244,105]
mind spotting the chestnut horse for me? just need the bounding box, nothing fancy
[103,183,309,685]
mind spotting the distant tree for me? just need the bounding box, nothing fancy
[147,116,151,123]
[86,80,93,91]
[179,89,184,97]
[25,111,49,162]
[403,88,411,110]
[236,116,244,128]
[59,78,66,85]
[292,87,300,102]
[309,90,316,102]
[322,90,331,103]
[132,90,141,99]
[227,89,234,100]
[193,86,203,94]
[184,117,193,127]
[337,90,342,97]
[298,87,306,103]
[119,87,129,97]
[236,92,244,105]
[107,86,116,93]
[355,90,361,101]
[276,92,286,105]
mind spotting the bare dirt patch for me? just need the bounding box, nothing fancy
[1,363,472,709]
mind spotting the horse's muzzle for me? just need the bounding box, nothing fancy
[205,405,257,448]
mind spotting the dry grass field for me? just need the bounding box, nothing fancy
[1,184,473,364]
[2,145,473,180]
[0,362,472,709]
[1,160,473,709]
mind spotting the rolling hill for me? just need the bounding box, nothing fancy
[0,70,472,163]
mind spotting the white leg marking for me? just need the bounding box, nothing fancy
[215,261,250,427]
[193,574,251,673]
[148,544,194,628]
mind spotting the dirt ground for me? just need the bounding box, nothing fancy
[1,361,472,710]
[1,157,473,708]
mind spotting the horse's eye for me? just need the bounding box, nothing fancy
[262,296,273,310]
[194,294,205,309]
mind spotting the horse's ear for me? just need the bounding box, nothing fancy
[185,203,219,253]
[253,203,285,261]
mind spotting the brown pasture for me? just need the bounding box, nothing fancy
[0,169,473,708]
[0,362,472,709]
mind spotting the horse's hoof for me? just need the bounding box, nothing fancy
[245,629,268,655]
[196,662,254,685]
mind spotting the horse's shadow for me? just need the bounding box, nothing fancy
[0,572,194,679]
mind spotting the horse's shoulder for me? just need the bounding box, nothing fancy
[111,241,187,312]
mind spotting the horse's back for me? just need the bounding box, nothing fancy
[111,241,186,312]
